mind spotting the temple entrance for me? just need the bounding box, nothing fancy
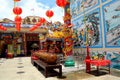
[1,43,7,58]
[26,41,39,56]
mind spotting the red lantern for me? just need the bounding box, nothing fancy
[15,15,22,23]
[16,23,21,32]
[14,16,22,32]
[56,0,67,8]
[13,7,22,15]
[39,17,46,24]
[46,10,54,18]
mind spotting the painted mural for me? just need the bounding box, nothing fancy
[102,0,108,3]
[91,51,120,70]
[72,8,102,48]
[103,0,120,47]
[70,0,99,18]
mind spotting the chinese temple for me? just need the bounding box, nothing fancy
[0,0,120,80]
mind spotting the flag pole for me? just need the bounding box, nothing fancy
[82,0,91,73]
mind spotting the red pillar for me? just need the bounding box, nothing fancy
[85,46,91,73]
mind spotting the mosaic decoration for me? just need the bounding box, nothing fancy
[102,0,108,3]
[103,0,120,47]
[70,0,99,18]
[72,8,102,48]
[91,51,120,70]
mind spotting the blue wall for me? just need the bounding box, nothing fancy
[70,0,120,70]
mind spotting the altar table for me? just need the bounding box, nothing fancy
[85,59,111,74]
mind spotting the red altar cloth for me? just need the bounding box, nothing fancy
[85,59,111,66]
[85,59,111,74]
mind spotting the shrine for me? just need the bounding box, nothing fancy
[0,0,120,80]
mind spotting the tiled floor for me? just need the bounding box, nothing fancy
[0,57,120,80]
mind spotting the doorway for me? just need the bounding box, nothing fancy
[26,41,39,56]
[1,43,7,58]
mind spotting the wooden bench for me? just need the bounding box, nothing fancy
[31,59,62,78]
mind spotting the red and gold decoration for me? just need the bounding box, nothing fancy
[29,25,40,32]
[46,10,54,19]
[56,0,74,66]
[47,30,64,39]
[39,17,46,24]
[56,0,73,57]
[62,27,73,56]
[0,24,7,31]
[36,22,41,26]
[29,17,46,32]
[63,13,71,26]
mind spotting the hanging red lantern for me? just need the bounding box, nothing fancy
[14,16,22,32]
[13,7,22,15]
[46,10,54,19]
[15,15,22,23]
[56,0,67,8]
[16,23,21,32]
[39,17,46,24]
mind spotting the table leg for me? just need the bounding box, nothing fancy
[108,64,110,74]
[45,67,48,78]
[59,66,62,77]
[97,66,99,75]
